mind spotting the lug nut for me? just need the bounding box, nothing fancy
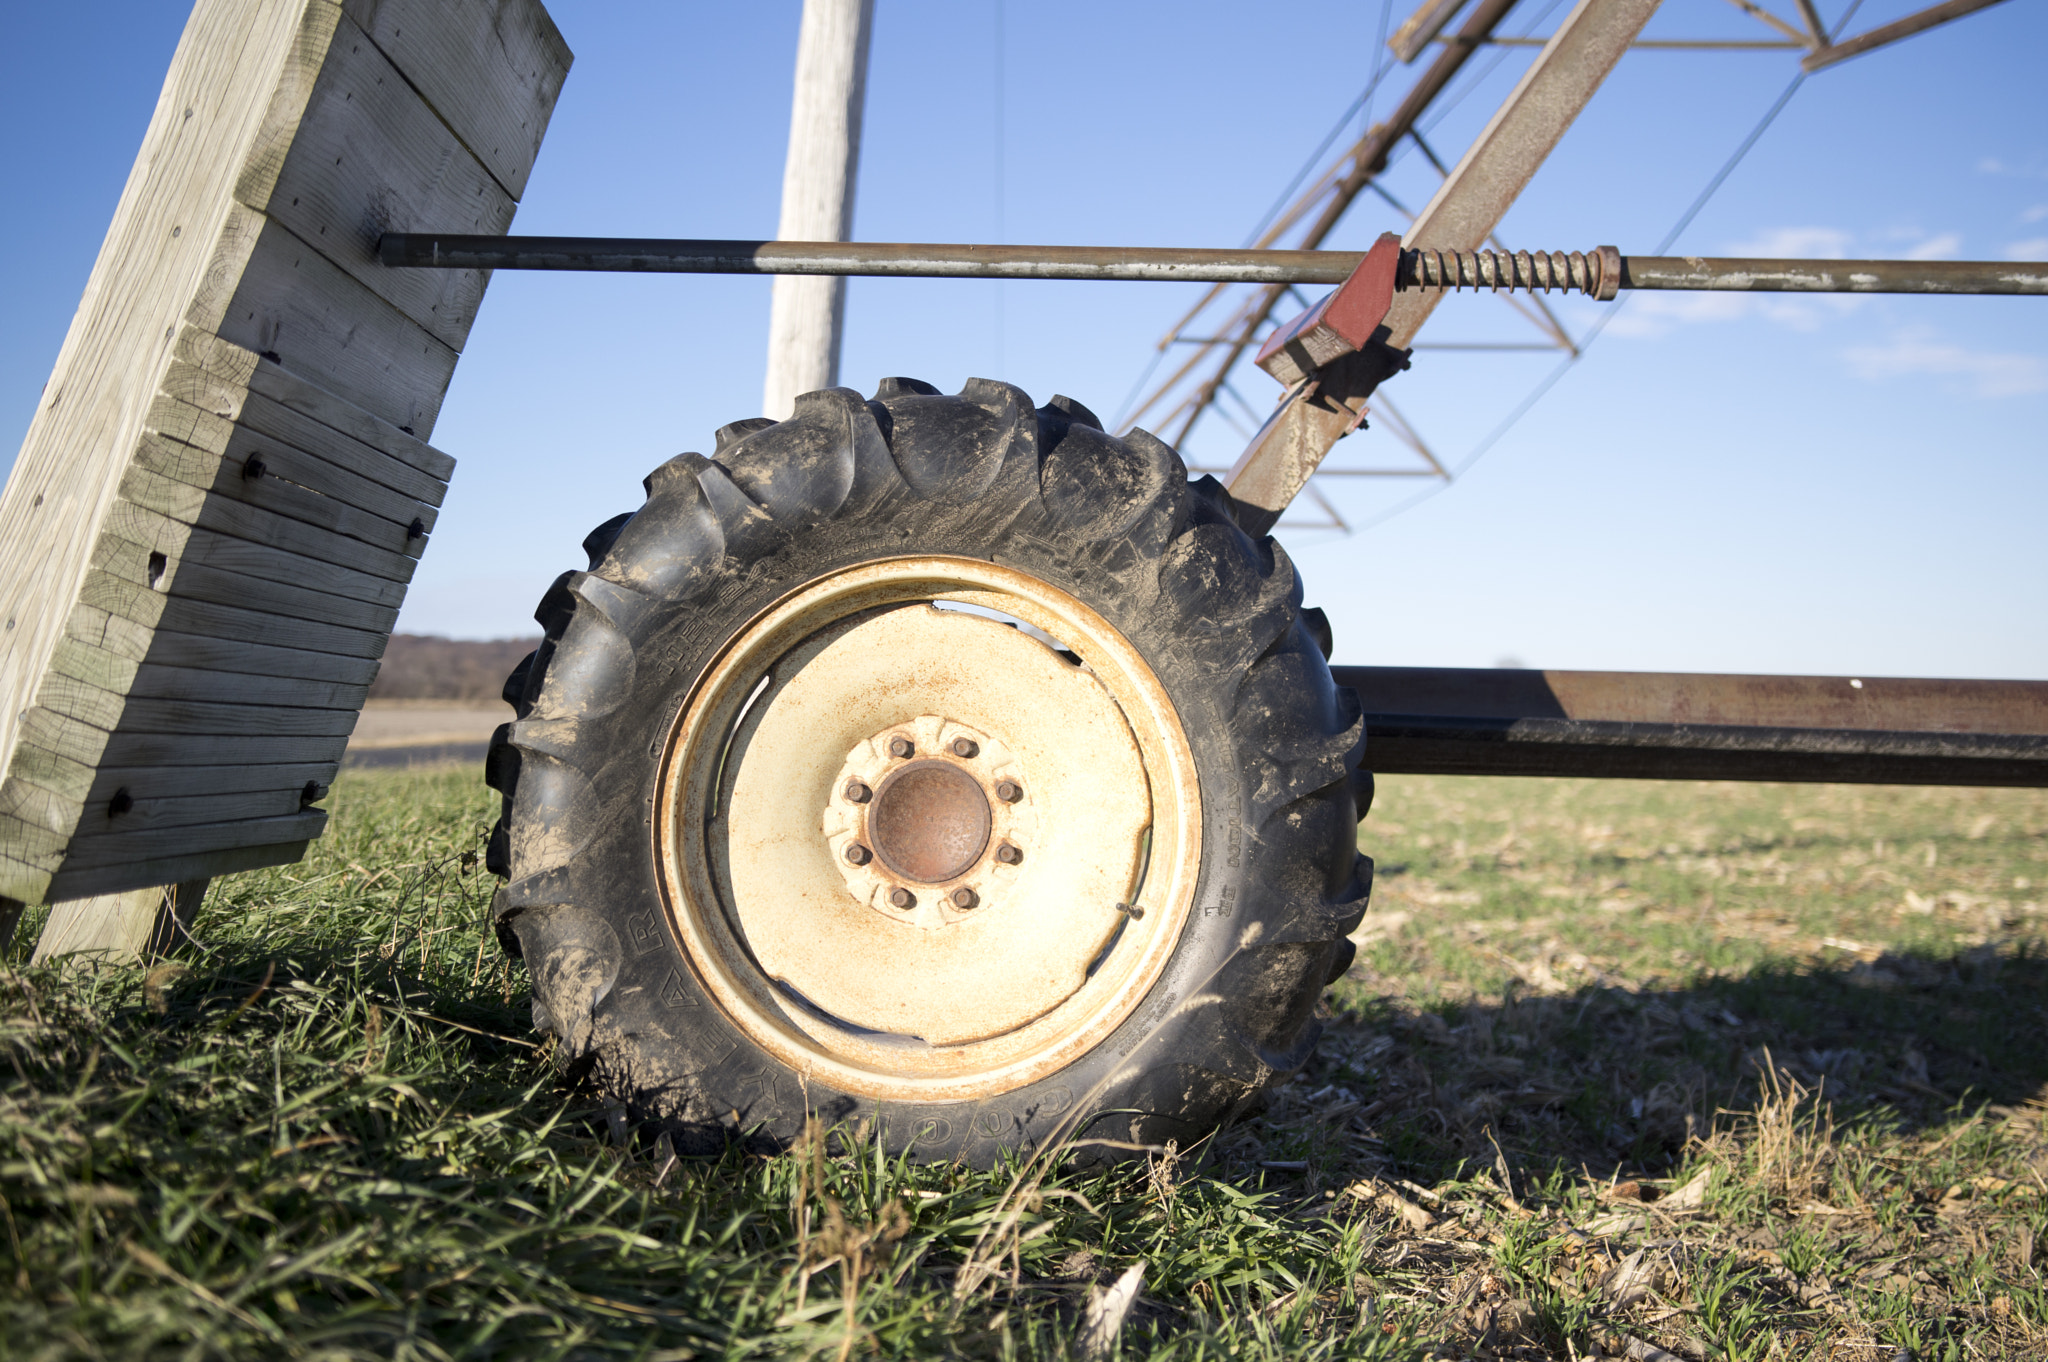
[995,842,1023,865]
[951,887,979,909]
[844,843,872,866]
[844,779,872,803]
[888,736,914,759]
[950,737,979,759]
[888,887,915,909]
[995,779,1024,803]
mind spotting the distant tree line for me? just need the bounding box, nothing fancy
[366,635,543,703]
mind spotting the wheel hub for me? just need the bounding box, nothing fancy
[824,715,1037,929]
[870,761,990,883]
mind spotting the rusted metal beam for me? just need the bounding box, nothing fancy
[1223,0,1662,534]
[1436,35,1801,48]
[1803,0,2013,72]
[378,235,2048,296]
[1391,0,1475,62]
[1125,0,1519,445]
[1335,666,2048,787]
[1788,0,1828,47]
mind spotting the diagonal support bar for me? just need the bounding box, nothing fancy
[1803,0,2012,71]
[1223,0,1662,535]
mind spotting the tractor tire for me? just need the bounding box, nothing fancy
[485,377,1371,1165]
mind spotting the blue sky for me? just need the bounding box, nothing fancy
[3,0,2043,678]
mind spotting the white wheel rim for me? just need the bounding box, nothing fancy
[655,556,1201,1104]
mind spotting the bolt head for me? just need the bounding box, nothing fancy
[950,737,979,759]
[844,780,871,804]
[995,842,1023,865]
[995,779,1024,803]
[951,887,979,909]
[844,843,873,866]
[888,887,915,909]
[888,736,914,759]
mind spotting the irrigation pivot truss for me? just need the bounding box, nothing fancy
[1110,0,2017,530]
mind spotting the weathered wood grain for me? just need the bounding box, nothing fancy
[80,571,389,660]
[6,736,336,808]
[60,608,382,685]
[133,426,440,552]
[159,352,452,506]
[30,887,166,963]
[42,660,369,723]
[47,844,308,905]
[238,10,512,349]
[6,778,314,840]
[145,376,447,523]
[0,0,560,907]
[342,0,571,199]
[116,465,425,581]
[0,0,335,829]
[92,536,403,635]
[208,202,460,438]
[100,502,412,610]
[35,674,362,741]
[19,707,348,774]
[173,325,456,482]
[62,810,330,867]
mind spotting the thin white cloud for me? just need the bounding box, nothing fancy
[2023,205,2048,224]
[1723,226,1852,258]
[1902,232,1961,261]
[1978,157,2048,181]
[2006,237,2048,260]
[1842,329,2048,399]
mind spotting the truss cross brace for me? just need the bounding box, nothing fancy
[1222,0,1663,535]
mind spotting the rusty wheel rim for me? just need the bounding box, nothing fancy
[654,557,1201,1104]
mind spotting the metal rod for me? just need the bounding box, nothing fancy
[378,235,2048,295]
[1622,255,2048,295]
[378,234,1366,284]
[1719,0,1815,48]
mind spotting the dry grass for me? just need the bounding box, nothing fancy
[1219,775,2048,1359]
[0,769,2043,1359]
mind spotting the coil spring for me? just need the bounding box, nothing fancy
[1400,245,1620,301]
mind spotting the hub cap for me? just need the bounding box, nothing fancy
[871,761,989,884]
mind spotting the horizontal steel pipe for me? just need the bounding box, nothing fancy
[379,234,2048,295]
[1331,666,2048,787]
[378,234,1363,284]
[1619,256,2048,295]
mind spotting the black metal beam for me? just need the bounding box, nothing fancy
[1332,666,2048,787]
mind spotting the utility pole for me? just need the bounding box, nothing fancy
[763,0,876,420]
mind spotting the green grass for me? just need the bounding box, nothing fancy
[2,768,2044,1359]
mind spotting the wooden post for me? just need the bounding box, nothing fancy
[0,898,23,959]
[29,879,209,964]
[0,0,569,922]
[762,0,876,420]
